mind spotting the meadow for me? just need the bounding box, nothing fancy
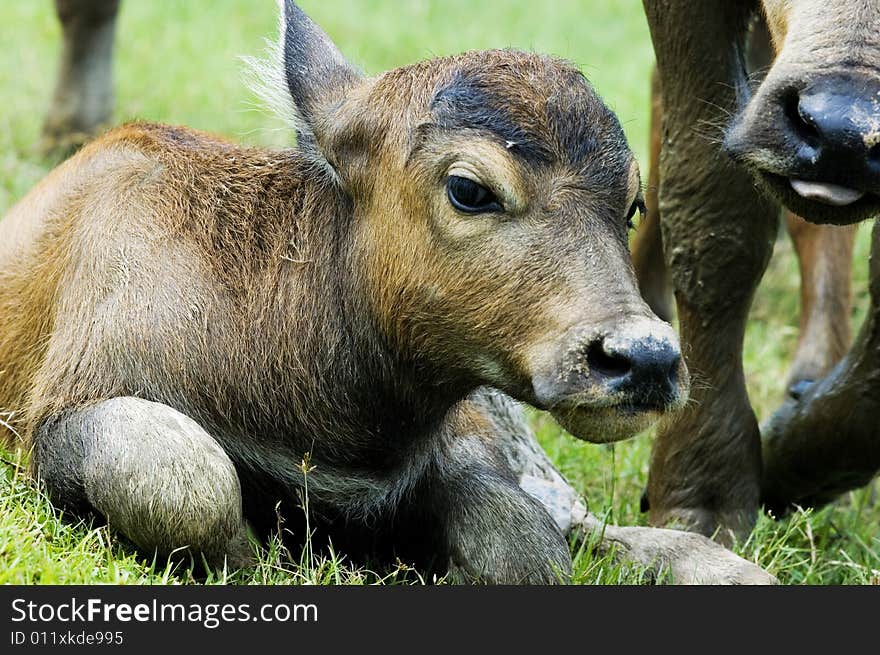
[1,0,877,584]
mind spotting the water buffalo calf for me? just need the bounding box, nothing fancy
[1,1,691,583]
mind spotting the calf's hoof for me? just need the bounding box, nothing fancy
[657,530,778,585]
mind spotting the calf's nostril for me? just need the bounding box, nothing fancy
[587,341,632,379]
[666,358,680,387]
[626,340,681,390]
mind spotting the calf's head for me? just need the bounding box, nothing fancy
[725,0,880,224]
[280,1,689,442]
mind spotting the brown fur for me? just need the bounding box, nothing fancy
[761,0,791,47]
[3,125,311,442]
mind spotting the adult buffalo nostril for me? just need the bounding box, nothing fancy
[794,82,880,163]
[775,77,880,210]
[783,88,821,149]
[586,340,632,380]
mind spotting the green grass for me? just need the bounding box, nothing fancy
[1,0,877,585]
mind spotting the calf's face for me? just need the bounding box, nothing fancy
[282,1,688,442]
[725,0,880,224]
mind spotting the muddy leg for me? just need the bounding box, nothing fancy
[31,396,251,568]
[631,69,674,322]
[785,214,857,398]
[41,0,120,157]
[762,221,880,513]
[642,0,781,544]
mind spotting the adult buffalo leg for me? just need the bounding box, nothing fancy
[762,221,880,513]
[41,0,120,156]
[31,396,252,568]
[785,215,858,399]
[631,69,673,322]
[642,0,781,544]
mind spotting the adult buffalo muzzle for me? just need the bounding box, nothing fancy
[789,73,880,193]
[725,66,880,223]
[531,318,688,443]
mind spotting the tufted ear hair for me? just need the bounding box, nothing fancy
[281,1,363,162]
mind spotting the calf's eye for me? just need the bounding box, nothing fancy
[447,175,503,214]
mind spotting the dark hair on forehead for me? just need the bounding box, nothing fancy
[431,70,555,163]
[428,50,632,177]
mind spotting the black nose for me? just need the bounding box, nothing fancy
[587,336,681,408]
[783,74,880,186]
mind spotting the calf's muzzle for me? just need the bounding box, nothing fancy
[531,317,688,443]
[588,334,682,408]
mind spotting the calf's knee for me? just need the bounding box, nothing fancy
[33,397,249,567]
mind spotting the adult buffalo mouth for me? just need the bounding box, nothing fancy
[758,171,880,224]
[789,179,865,206]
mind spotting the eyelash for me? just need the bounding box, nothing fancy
[446,175,503,214]
[626,199,647,230]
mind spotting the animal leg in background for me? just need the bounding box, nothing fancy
[785,214,858,398]
[642,0,780,544]
[631,68,672,323]
[762,221,880,513]
[41,0,120,156]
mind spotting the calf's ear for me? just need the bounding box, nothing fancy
[281,1,364,164]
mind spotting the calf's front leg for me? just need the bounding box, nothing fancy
[31,396,251,568]
[442,463,572,584]
[436,401,572,584]
[468,388,776,584]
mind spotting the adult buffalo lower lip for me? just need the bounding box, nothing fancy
[755,171,878,224]
[790,179,866,206]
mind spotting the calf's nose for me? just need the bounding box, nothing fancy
[588,334,681,407]
[530,317,688,412]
